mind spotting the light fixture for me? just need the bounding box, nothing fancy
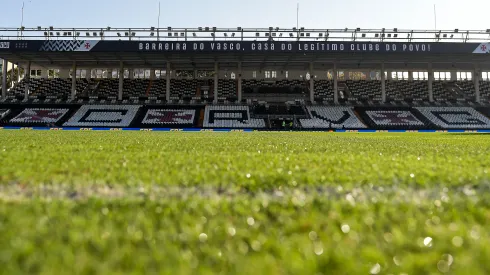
[306,33,310,37]
[168,27,172,31]
[168,33,172,37]
[44,32,48,36]
[63,32,67,36]
[224,33,228,37]
[56,32,60,36]
[49,26,53,30]
[205,27,209,31]
[86,32,90,36]
[150,32,154,36]
[443,34,447,38]
[393,34,398,38]
[180,33,184,37]
[211,33,215,37]
[100,32,104,36]
[356,27,361,31]
[393,28,398,32]
[117,33,121,37]
[454,29,459,33]
[231,33,235,37]
[375,33,379,38]
[151,27,155,31]
[198,27,203,31]
[37,26,42,31]
[193,32,196,37]
[362,33,366,38]
[50,32,54,36]
[256,32,260,37]
[237,27,242,31]
[106,26,111,31]
[93,32,97,36]
[125,32,129,36]
[132,32,135,36]
[289,33,294,37]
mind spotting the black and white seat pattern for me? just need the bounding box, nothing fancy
[0,109,10,120]
[142,109,196,125]
[416,107,490,129]
[204,106,266,128]
[64,105,141,127]
[10,108,69,124]
[314,80,333,101]
[345,80,382,101]
[365,110,424,126]
[300,107,367,129]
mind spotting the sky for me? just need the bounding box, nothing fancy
[0,0,489,31]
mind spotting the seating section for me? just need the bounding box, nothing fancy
[387,81,429,102]
[141,109,196,126]
[9,108,69,125]
[345,80,382,101]
[147,79,167,97]
[300,107,367,129]
[170,79,198,99]
[204,106,266,128]
[364,110,425,128]
[64,105,141,127]
[479,81,490,103]
[0,109,10,120]
[415,107,490,129]
[124,79,149,98]
[217,79,237,100]
[314,80,333,101]
[96,79,119,98]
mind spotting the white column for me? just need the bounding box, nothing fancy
[309,62,314,103]
[387,70,393,80]
[408,71,414,81]
[381,63,386,103]
[238,62,242,102]
[428,63,434,102]
[71,62,77,100]
[2,59,8,98]
[474,68,481,103]
[10,64,15,88]
[41,69,48,79]
[25,62,31,99]
[333,63,338,104]
[214,62,218,104]
[166,63,171,101]
[17,65,21,82]
[129,69,134,80]
[450,71,457,81]
[86,68,92,80]
[150,69,156,80]
[118,62,124,101]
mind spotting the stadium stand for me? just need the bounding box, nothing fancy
[314,80,334,102]
[415,107,490,129]
[63,105,141,127]
[300,107,367,129]
[359,108,427,129]
[141,109,196,126]
[203,106,266,128]
[344,80,382,102]
[9,108,69,125]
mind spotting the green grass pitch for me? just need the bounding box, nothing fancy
[0,131,490,274]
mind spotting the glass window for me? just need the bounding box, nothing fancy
[272,71,277,78]
[252,71,257,78]
[285,71,289,78]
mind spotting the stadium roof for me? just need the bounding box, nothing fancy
[1,27,490,70]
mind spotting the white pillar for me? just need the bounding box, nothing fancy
[17,65,21,83]
[387,70,393,81]
[41,69,48,79]
[150,69,156,80]
[214,62,218,104]
[333,63,338,104]
[475,68,481,103]
[118,62,124,101]
[10,64,15,88]
[2,59,8,98]
[166,63,171,101]
[86,69,92,80]
[25,62,31,99]
[238,62,242,102]
[450,71,457,81]
[71,62,77,100]
[129,69,134,80]
[381,63,386,103]
[428,63,434,102]
[309,62,314,103]
[408,71,414,81]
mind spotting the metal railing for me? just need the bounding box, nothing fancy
[0,27,489,43]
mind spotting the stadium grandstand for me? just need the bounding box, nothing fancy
[1,26,490,130]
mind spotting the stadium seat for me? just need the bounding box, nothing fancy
[415,107,490,129]
[203,106,266,128]
[300,106,367,129]
[63,105,141,127]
